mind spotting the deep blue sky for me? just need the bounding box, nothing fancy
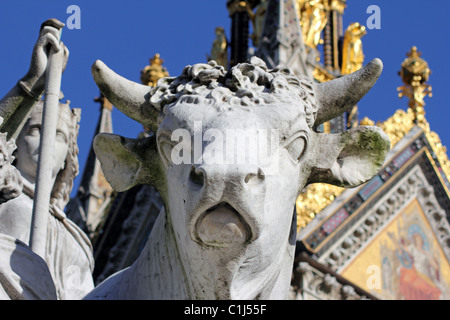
[0,0,449,198]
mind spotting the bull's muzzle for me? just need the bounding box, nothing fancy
[189,164,265,248]
[196,202,251,247]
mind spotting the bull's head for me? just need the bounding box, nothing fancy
[91,57,389,298]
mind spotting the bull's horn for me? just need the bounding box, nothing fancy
[313,58,383,127]
[91,60,159,131]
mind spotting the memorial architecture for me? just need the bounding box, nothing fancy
[67,0,449,300]
[0,20,94,299]
[0,0,447,300]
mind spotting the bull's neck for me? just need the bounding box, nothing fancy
[125,207,295,299]
[123,208,190,299]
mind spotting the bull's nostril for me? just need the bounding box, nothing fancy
[190,166,204,186]
[244,168,265,185]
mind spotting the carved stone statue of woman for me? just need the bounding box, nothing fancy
[0,19,94,300]
[0,101,94,299]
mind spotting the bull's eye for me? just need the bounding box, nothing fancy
[158,138,176,167]
[284,131,307,163]
[158,130,193,167]
[28,125,41,137]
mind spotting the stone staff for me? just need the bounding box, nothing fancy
[29,19,65,258]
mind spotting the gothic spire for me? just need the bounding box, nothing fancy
[66,93,114,238]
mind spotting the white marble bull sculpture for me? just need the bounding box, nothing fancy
[85,57,390,299]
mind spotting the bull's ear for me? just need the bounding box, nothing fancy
[307,126,390,187]
[93,133,165,193]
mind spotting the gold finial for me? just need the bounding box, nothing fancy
[140,53,170,87]
[397,46,432,126]
[329,0,347,14]
[359,116,374,126]
[227,0,253,16]
[102,97,113,111]
[94,95,113,111]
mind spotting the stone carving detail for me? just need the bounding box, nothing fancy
[85,54,388,300]
[291,260,370,300]
[0,101,94,300]
[0,16,391,300]
[0,133,22,204]
[257,0,312,77]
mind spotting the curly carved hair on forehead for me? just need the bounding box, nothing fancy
[15,101,81,211]
[0,132,17,162]
[149,57,319,128]
[51,103,81,211]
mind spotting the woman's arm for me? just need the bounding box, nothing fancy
[0,19,68,141]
